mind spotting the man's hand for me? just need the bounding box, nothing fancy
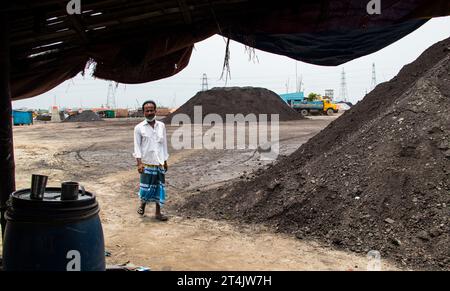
[164,161,168,172]
[137,163,144,174]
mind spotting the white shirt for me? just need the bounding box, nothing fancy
[133,120,169,166]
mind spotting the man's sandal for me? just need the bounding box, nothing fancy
[155,214,168,221]
[137,205,145,216]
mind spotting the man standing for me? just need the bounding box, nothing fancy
[133,100,169,221]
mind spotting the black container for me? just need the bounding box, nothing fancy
[30,174,48,200]
[61,181,84,201]
[2,187,105,271]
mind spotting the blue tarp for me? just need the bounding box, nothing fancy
[279,92,305,103]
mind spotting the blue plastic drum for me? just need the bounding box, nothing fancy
[2,187,105,271]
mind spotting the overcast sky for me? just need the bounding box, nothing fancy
[13,16,450,110]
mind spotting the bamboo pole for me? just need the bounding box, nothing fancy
[0,13,15,239]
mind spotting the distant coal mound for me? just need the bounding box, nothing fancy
[36,114,51,121]
[180,38,450,270]
[63,110,103,122]
[164,87,302,124]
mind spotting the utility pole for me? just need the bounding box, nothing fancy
[339,68,348,102]
[171,94,177,108]
[106,82,116,109]
[371,63,377,90]
[295,62,304,93]
[201,73,208,91]
[285,78,290,94]
[297,75,303,93]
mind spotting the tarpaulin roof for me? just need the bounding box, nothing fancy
[5,0,450,100]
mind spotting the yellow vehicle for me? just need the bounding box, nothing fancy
[292,99,339,116]
[323,99,339,116]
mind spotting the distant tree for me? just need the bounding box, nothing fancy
[307,93,321,101]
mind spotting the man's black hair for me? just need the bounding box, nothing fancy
[142,100,157,111]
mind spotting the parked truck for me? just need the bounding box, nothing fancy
[291,99,339,116]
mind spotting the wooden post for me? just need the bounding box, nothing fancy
[0,14,15,239]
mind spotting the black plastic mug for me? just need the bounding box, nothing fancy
[61,182,85,201]
[30,174,48,200]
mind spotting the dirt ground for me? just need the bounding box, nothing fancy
[6,115,399,270]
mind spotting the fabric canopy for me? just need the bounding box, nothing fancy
[7,0,450,100]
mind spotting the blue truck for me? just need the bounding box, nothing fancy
[290,99,339,116]
[279,93,339,116]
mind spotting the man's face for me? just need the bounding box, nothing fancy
[143,103,156,119]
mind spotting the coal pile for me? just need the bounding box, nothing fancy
[63,110,103,122]
[36,114,51,121]
[179,38,450,270]
[164,87,302,124]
